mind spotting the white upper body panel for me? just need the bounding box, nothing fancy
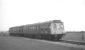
[50,22,64,34]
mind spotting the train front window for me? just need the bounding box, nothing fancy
[50,23,64,34]
[56,23,64,33]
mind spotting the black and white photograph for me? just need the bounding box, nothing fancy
[0,0,85,50]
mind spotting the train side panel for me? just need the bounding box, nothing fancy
[9,20,64,40]
[22,22,51,35]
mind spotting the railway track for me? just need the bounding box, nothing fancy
[48,40,85,46]
[10,34,85,46]
[24,36,85,46]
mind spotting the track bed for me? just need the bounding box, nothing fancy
[52,40,85,45]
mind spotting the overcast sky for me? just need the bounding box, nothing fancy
[1,0,85,31]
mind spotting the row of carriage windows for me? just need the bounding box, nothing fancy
[11,26,49,34]
[11,23,64,33]
[12,26,46,32]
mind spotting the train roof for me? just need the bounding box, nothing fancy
[24,20,63,26]
[9,20,63,28]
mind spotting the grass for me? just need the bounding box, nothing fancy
[0,36,81,50]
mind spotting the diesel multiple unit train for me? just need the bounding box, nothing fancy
[9,20,65,40]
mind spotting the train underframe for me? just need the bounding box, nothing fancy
[10,33,65,41]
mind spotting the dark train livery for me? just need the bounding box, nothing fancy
[9,20,65,40]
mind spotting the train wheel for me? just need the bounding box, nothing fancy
[48,35,52,40]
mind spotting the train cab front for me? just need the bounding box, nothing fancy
[50,21,65,40]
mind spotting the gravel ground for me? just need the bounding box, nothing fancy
[0,36,83,50]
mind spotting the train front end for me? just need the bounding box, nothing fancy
[50,20,65,40]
